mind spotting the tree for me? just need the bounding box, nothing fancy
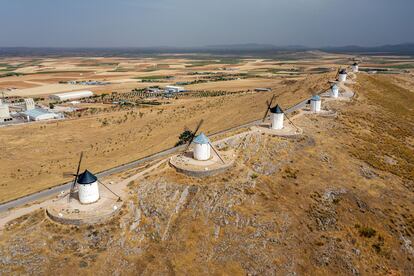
[175,129,194,147]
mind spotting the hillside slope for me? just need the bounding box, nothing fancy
[0,74,413,275]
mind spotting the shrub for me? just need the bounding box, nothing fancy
[175,129,194,146]
[355,224,376,238]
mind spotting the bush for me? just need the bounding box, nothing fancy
[175,129,194,146]
[355,224,376,238]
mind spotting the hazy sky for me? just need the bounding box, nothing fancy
[0,0,413,47]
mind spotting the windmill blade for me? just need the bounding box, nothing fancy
[262,103,271,122]
[323,81,332,93]
[184,120,204,152]
[193,119,204,136]
[69,152,83,202]
[268,94,275,107]
[279,105,300,131]
[208,142,226,164]
[184,134,196,152]
[262,95,275,122]
[74,152,83,180]
[335,68,341,79]
[97,180,121,202]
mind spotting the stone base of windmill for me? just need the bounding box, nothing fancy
[302,108,338,118]
[252,122,303,138]
[169,149,235,178]
[46,187,123,226]
[321,91,354,102]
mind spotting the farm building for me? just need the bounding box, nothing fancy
[0,103,11,122]
[24,98,35,110]
[49,91,94,101]
[165,86,185,93]
[255,88,272,92]
[22,108,60,121]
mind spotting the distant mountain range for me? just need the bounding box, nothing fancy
[201,43,414,54]
[0,43,413,57]
[322,43,414,55]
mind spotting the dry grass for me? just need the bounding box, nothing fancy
[340,74,414,181]
[0,71,332,203]
[1,78,413,275]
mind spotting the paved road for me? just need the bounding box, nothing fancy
[0,96,311,213]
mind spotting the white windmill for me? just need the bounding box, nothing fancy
[337,68,348,82]
[262,95,300,131]
[65,152,120,204]
[331,84,339,98]
[351,62,359,73]
[181,120,225,164]
[310,95,322,112]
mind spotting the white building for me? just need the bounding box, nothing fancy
[331,84,339,98]
[22,108,60,121]
[351,63,359,73]
[24,98,35,111]
[193,132,211,161]
[165,86,185,93]
[77,170,100,204]
[270,104,284,130]
[146,88,161,94]
[338,69,347,82]
[49,90,94,101]
[310,95,321,112]
[0,103,11,122]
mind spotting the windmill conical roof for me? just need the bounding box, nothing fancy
[77,170,98,185]
[311,95,321,101]
[270,104,283,114]
[193,132,210,144]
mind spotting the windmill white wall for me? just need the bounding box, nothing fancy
[193,133,211,161]
[78,182,100,204]
[352,64,359,73]
[271,113,284,130]
[77,170,100,204]
[269,104,284,130]
[338,73,347,82]
[331,85,339,98]
[310,96,321,112]
[194,143,211,161]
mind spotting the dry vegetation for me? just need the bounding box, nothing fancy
[340,74,414,182]
[0,53,413,274]
[0,55,337,203]
[0,70,413,274]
